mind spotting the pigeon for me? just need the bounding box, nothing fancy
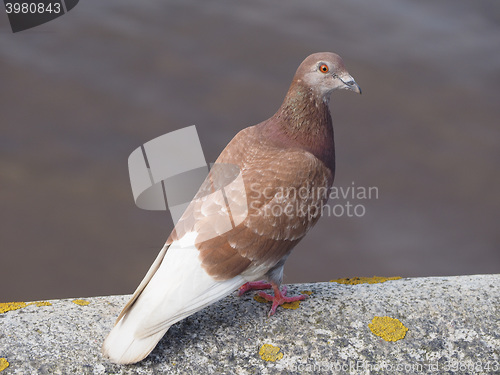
[102,52,361,364]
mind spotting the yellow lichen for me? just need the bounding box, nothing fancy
[0,301,52,314]
[0,302,27,313]
[300,290,313,295]
[281,300,301,310]
[253,295,268,304]
[259,344,283,361]
[330,276,401,285]
[72,299,90,306]
[0,358,9,372]
[253,294,304,310]
[369,316,408,342]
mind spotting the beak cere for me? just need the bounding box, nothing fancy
[340,75,362,95]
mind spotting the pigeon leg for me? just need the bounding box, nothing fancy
[238,281,272,296]
[258,284,307,316]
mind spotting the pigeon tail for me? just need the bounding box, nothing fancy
[101,314,167,365]
[102,239,246,364]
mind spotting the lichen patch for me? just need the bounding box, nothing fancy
[330,276,401,285]
[0,302,27,314]
[253,295,303,310]
[369,316,408,342]
[72,299,90,306]
[0,301,52,314]
[0,358,9,372]
[281,300,301,310]
[259,344,283,361]
[253,295,268,304]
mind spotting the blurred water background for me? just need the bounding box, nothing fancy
[1,0,499,301]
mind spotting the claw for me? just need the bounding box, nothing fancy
[238,281,272,296]
[258,284,307,316]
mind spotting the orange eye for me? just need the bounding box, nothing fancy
[319,64,329,73]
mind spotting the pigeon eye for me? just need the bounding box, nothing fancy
[319,64,329,73]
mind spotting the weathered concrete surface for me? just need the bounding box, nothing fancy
[0,275,499,374]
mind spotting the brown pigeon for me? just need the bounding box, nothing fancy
[102,52,361,364]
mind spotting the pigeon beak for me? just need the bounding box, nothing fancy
[340,75,362,95]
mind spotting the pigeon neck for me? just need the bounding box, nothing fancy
[271,81,335,170]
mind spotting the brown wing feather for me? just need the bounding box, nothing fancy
[174,124,334,281]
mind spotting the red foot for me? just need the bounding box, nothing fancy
[258,284,307,316]
[238,281,272,296]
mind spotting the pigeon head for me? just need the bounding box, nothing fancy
[271,52,360,171]
[294,52,362,100]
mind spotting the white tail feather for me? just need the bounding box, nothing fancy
[102,236,245,364]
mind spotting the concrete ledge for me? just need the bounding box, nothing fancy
[1,275,499,374]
